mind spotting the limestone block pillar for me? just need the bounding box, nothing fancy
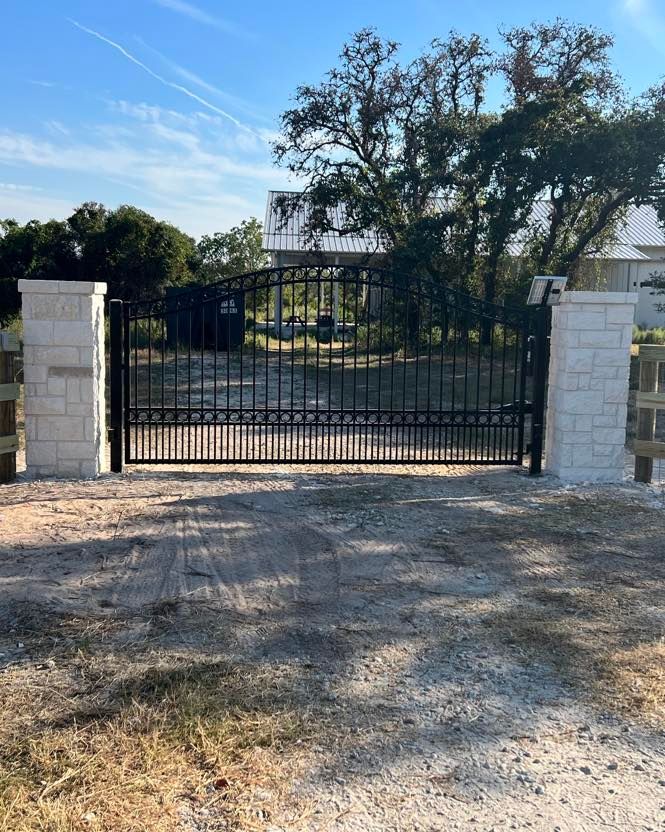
[545,291,637,482]
[19,280,107,478]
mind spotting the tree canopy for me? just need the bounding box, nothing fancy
[197,218,268,283]
[0,206,265,325]
[273,20,665,306]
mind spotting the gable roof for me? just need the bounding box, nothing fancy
[262,191,383,255]
[262,191,665,261]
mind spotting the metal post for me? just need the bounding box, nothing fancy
[529,304,549,475]
[109,299,123,472]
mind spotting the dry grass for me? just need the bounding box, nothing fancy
[0,613,316,832]
[488,588,665,727]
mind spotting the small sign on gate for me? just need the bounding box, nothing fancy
[166,287,245,350]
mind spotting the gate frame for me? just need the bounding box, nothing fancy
[109,299,123,473]
[109,266,549,473]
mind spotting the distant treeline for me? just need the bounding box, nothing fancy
[0,204,267,324]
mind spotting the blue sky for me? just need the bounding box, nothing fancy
[0,0,663,239]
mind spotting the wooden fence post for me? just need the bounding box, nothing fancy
[0,331,20,484]
[634,344,665,483]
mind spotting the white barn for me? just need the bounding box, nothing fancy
[262,192,665,327]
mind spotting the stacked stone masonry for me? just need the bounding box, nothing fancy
[544,291,637,483]
[19,280,107,478]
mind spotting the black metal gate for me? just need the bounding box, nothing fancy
[109,266,547,470]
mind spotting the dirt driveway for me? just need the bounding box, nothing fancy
[1,464,664,831]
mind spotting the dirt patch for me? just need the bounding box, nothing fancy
[1,465,665,830]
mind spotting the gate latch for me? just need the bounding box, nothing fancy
[107,426,121,443]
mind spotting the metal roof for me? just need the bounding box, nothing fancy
[506,202,663,260]
[614,203,665,247]
[263,192,665,260]
[585,243,651,261]
[262,191,384,255]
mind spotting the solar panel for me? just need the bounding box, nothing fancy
[526,276,567,306]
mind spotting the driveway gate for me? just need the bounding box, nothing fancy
[109,266,547,470]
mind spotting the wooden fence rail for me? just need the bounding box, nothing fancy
[634,344,665,483]
[0,331,20,484]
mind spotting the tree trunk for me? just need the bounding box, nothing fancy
[480,255,499,345]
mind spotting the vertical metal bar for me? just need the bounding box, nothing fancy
[229,289,234,461]
[474,309,483,462]
[402,285,409,462]
[529,306,548,474]
[497,318,508,461]
[425,293,433,462]
[377,282,384,461]
[135,317,141,462]
[174,299,179,461]
[340,275,347,459]
[214,289,219,461]
[267,283,273,460]
[290,277,296,463]
[147,312,153,462]
[487,315,496,463]
[200,298,205,462]
[516,315,530,467]
[350,278,360,461]
[277,279,283,462]
[413,282,421,462]
[238,287,243,462]
[438,296,446,462]
[390,280,396,461]
[315,273,323,462]
[161,311,165,463]
[328,269,335,462]
[252,282,257,462]
[451,303,459,462]
[363,278,371,462]
[304,274,310,461]
[509,323,520,463]
[462,308,470,462]
[188,306,192,461]
[109,299,123,472]
[123,303,131,463]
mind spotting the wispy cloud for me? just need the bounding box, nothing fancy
[68,20,260,136]
[151,0,253,40]
[619,0,665,56]
[0,182,43,192]
[134,35,268,123]
[0,99,292,235]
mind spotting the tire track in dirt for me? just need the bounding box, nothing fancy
[107,477,342,616]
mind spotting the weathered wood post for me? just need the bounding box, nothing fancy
[0,331,20,483]
[634,344,665,483]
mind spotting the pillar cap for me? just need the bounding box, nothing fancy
[560,291,638,305]
[18,280,107,296]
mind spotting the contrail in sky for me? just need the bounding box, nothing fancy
[69,19,260,136]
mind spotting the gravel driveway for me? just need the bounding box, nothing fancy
[1,464,664,831]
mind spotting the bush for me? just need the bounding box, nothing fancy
[632,326,665,345]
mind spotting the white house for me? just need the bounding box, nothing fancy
[262,191,665,327]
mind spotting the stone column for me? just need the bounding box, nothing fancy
[545,291,637,483]
[19,280,107,478]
